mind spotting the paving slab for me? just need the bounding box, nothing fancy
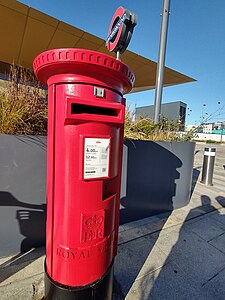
[125,262,204,300]
[195,184,224,196]
[0,273,43,300]
[147,226,225,286]
[0,256,44,286]
[115,236,168,296]
[118,216,161,233]
[184,214,225,241]
[0,248,45,300]
[208,232,225,254]
[118,217,170,245]
[201,267,225,300]
[210,208,225,225]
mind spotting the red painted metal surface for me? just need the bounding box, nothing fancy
[33,48,134,287]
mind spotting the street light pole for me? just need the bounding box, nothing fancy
[154,0,171,124]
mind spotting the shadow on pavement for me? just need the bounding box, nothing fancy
[114,211,172,298]
[0,247,45,284]
[139,195,225,300]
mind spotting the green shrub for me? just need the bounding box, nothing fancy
[0,65,47,135]
[124,112,194,142]
[206,140,221,144]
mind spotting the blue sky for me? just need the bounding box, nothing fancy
[19,0,225,125]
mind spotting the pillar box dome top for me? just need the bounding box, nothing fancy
[33,48,135,95]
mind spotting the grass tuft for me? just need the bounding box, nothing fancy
[124,111,194,142]
[0,65,47,135]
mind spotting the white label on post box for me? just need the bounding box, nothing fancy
[84,138,110,179]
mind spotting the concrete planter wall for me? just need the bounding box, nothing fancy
[120,140,196,224]
[0,134,47,257]
[0,135,195,257]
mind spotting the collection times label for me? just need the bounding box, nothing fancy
[84,138,110,179]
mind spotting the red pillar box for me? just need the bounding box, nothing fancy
[33,48,134,300]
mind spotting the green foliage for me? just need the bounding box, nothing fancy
[177,130,195,142]
[124,111,194,142]
[0,65,47,135]
[206,140,221,144]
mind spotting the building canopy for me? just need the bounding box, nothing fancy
[0,0,195,92]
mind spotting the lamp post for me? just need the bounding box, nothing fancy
[154,0,171,124]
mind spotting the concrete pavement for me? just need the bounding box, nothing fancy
[0,142,225,299]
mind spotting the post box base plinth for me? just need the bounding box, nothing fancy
[44,262,114,300]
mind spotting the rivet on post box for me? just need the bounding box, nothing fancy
[33,48,135,299]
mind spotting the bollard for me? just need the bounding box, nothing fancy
[201,147,216,186]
